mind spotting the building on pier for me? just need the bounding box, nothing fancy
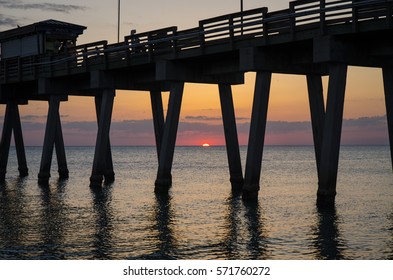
[0,19,86,59]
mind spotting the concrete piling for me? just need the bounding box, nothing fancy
[383,67,393,172]
[38,96,67,184]
[218,84,244,190]
[0,100,28,179]
[155,82,184,192]
[317,64,348,206]
[90,89,115,187]
[243,71,272,200]
[150,89,165,161]
[307,74,326,177]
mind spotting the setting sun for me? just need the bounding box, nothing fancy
[202,143,210,147]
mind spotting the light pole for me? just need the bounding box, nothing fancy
[117,0,120,42]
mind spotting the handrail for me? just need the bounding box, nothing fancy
[1,0,392,82]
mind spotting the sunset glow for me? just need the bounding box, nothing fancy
[202,143,210,147]
[0,1,389,147]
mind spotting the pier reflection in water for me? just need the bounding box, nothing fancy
[0,146,392,259]
[221,192,268,259]
[0,178,28,259]
[390,213,393,259]
[149,193,177,259]
[39,179,68,259]
[312,205,346,260]
[91,184,114,259]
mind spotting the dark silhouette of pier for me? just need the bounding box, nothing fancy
[1,0,393,205]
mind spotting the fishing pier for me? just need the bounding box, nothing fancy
[1,0,393,205]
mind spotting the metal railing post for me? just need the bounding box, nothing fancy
[262,8,268,44]
[320,0,326,35]
[199,22,205,53]
[352,1,359,32]
[229,15,235,48]
[289,2,296,40]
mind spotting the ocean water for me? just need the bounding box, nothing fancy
[0,146,392,260]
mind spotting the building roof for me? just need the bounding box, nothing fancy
[0,19,86,42]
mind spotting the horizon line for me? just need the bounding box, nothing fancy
[10,144,391,148]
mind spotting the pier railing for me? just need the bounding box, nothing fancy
[1,0,392,83]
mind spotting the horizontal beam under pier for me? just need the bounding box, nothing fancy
[240,47,329,75]
[243,71,272,200]
[313,35,393,68]
[156,60,244,85]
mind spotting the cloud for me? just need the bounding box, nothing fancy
[341,115,388,145]
[266,120,311,133]
[184,115,249,122]
[343,115,387,127]
[0,115,390,146]
[0,0,86,13]
[21,115,47,121]
[20,121,45,131]
[0,14,18,27]
[62,121,97,132]
[185,115,222,121]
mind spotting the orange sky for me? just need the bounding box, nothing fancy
[0,1,390,146]
[1,66,387,146]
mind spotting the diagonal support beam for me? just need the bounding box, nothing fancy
[218,84,244,190]
[0,100,29,180]
[150,89,165,161]
[307,74,326,177]
[90,89,115,187]
[94,94,115,184]
[155,82,184,192]
[317,64,348,206]
[383,67,393,171]
[12,101,29,177]
[0,101,15,180]
[54,115,69,179]
[243,71,272,200]
[38,96,61,184]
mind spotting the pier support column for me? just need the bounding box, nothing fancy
[0,102,14,180]
[0,100,28,180]
[150,89,165,160]
[382,67,393,171]
[317,64,348,206]
[13,102,29,177]
[95,94,115,184]
[218,84,244,190]
[243,71,272,200]
[90,89,115,188]
[55,113,69,179]
[307,75,326,176]
[155,82,184,192]
[38,96,69,184]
